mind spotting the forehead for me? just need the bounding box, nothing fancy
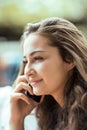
[23,33,52,56]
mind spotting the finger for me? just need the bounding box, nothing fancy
[16,75,28,84]
[10,92,38,107]
[11,92,30,104]
[14,82,33,95]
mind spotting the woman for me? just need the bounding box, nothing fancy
[8,17,87,130]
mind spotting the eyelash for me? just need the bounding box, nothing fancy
[23,56,44,65]
[34,56,43,61]
[23,60,27,65]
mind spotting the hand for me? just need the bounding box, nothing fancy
[9,75,39,129]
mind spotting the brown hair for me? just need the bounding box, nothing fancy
[20,17,87,130]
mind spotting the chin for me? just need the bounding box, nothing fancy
[33,89,40,95]
[33,89,43,96]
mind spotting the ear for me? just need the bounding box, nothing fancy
[65,61,75,71]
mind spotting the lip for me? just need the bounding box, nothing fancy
[30,79,43,86]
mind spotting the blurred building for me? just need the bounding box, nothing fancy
[0,42,22,87]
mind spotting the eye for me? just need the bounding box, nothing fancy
[33,56,44,61]
[23,60,28,65]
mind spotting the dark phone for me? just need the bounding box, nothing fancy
[25,90,41,103]
[25,83,42,102]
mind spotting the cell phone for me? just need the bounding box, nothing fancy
[25,83,41,103]
[25,91,41,103]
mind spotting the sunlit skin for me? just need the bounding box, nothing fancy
[23,33,74,106]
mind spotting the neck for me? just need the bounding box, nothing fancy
[52,90,64,107]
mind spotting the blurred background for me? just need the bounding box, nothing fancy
[0,0,87,87]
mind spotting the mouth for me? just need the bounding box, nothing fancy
[30,79,43,86]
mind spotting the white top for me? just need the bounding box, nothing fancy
[0,86,37,130]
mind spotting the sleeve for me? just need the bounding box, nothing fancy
[24,113,38,130]
[0,86,12,130]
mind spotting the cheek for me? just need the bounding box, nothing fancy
[34,61,52,81]
[36,61,60,79]
[34,62,48,74]
[35,61,68,84]
[42,62,68,86]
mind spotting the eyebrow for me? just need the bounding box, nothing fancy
[30,50,46,56]
[23,50,46,58]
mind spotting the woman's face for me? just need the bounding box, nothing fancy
[23,33,74,103]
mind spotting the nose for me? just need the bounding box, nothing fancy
[24,65,36,80]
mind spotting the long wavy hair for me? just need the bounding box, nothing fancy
[19,17,87,130]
